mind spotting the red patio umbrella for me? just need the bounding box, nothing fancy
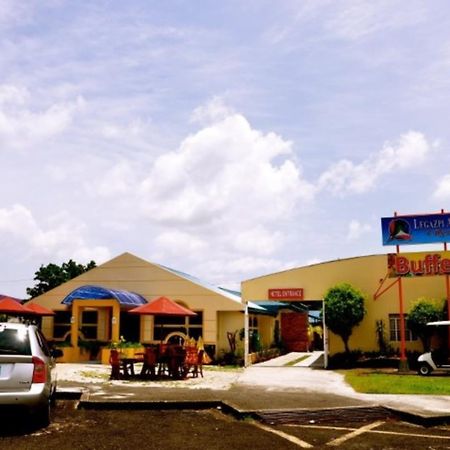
[129,296,196,344]
[0,297,35,315]
[23,303,55,316]
[129,296,197,317]
[0,294,24,303]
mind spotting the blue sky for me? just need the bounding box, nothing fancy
[1,0,450,297]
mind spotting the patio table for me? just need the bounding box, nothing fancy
[120,357,144,378]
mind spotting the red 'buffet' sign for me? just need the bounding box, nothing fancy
[268,288,304,300]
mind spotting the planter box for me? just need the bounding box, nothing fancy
[100,347,145,365]
[56,346,91,363]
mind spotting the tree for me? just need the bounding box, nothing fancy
[407,298,444,352]
[324,283,366,354]
[26,259,96,298]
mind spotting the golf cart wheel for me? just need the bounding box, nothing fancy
[418,363,432,376]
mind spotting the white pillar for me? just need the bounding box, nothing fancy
[322,299,328,369]
[244,301,249,367]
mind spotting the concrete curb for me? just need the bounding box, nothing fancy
[56,388,450,427]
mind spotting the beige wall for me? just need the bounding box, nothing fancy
[217,311,245,356]
[30,252,245,354]
[242,254,448,355]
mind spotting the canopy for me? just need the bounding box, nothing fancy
[129,296,196,316]
[24,303,55,316]
[248,301,307,316]
[61,285,147,307]
[0,298,35,314]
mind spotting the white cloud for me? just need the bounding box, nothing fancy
[153,230,208,257]
[325,0,426,41]
[433,174,450,200]
[87,160,137,196]
[0,1,33,27]
[140,110,315,225]
[318,131,432,195]
[0,85,29,105]
[0,204,110,264]
[0,84,84,148]
[190,97,235,125]
[231,226,284,256]
[347,219,372,241]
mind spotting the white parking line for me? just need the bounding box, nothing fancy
[252,422,313,448]
[287,423,450,440]
[326,420,385,446]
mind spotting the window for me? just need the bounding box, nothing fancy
[153,311,203,341]
[249,315,258,332]
[80,310,98,340]
[0,328,31,355]
[36,330,51,357]
[389,314,416,341]
[248,314,261,353]
[53,311,72,340]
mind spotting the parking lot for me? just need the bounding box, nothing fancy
[1,401,450,449]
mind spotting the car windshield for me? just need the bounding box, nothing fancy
[0,327,31,355]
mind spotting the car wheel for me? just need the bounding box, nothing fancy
[418,363,432,376]
[34,402,51,428]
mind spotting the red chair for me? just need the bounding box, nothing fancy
[157,343,169,376]
[194,350,204,378]
[109,349,121,380]
[167,345,186,379]
[140,347,157,379]
[184,347,204,378]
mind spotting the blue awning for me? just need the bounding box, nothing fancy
[61,285,147,307]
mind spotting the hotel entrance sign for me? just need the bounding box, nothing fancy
[381,213,450,246]
[268,288,304,301]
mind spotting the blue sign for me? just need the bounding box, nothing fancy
[381,213,450,246]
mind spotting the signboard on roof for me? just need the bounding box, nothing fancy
[381,213,450,246]
[268,288,304,301]
[387,251,450,278]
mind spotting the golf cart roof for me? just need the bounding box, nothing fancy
[426,320,450,326]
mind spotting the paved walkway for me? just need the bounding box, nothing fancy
[253,351,324,367]
[56,363,450,421]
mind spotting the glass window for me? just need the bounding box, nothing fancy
[389,314,416,341]
[80,310,98,340]
[36,330,51,356]
[53,311,71,339]
[0,327,31,355]
[152,311,203,342]
[249,315,258,331]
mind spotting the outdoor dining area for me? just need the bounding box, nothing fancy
[108,295,205,381]
[109,341,204,381]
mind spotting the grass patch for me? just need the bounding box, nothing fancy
[79,370,110,380]
[341,369,450,395]
[284,355,310,367]
[204,365,243,372]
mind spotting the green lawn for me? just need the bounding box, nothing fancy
[283,355,310,366]
[341,369,450,395]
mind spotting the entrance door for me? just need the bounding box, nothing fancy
[280,312,309,351]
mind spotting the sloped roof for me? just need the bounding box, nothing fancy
[158,264,242,304]
[61,285,147,307]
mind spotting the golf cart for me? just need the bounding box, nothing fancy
[417,320,450,376]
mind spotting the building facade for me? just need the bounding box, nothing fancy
[28,252,246,362]
[242,254,449,356]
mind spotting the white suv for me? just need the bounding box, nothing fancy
[0,322,60,427]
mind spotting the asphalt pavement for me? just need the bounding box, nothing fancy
[56,362,450,425]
